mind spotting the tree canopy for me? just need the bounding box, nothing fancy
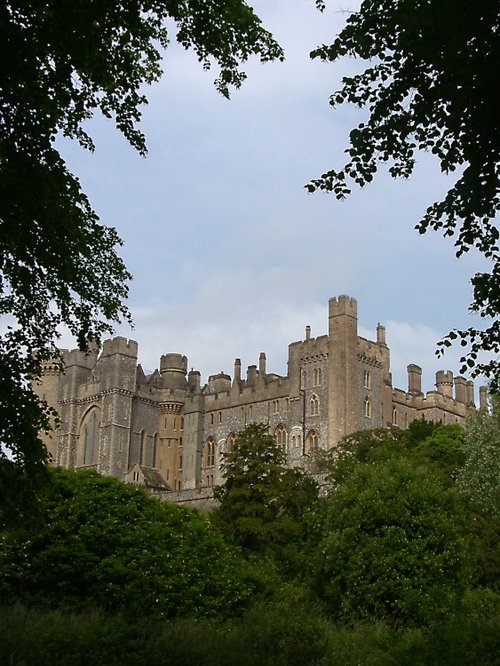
[213,423,318,555]
[0,1,283,482]
[307,0,499,388]
[0,468,256,618]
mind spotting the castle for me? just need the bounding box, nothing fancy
[38,295,485,494]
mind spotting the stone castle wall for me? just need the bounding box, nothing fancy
[36,295,478,494]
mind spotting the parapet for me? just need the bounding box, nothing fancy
[101,337,138,359]
[160,353,188,374]
[436,370,454,398]
[63,347,99,369]
[328,294,358,318]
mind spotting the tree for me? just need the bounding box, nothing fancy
[213,423,318,554]
[0,468,256,618]
[307,0,500,388]
[314,456,473,626]
[457,398,500,516]
[0,2,283,485]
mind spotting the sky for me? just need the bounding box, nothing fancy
[57,0,493,397]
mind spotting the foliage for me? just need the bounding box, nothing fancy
[2,604,499,666]
[0,468,256,619]
[413,423,465,482]
[456,403,500,515]
[307,0,500,387]
[314,456,473,626]
[213,423,318,555]
[0,1,283,487]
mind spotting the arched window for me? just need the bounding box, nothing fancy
[364,370,371,389]
[80,407,100,466]
[306,430,319,453]
[226,433,236,453]
[275,425,288,453]
[392,408,398,425]
[313,368,322,386]
[301,370,307,389]
[205,437,215,467]
[364,397,372,418]
[309,394,319,416]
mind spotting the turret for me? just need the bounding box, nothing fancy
[436,370,453,397]
[160,353,188,390]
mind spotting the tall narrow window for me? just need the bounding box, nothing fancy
[80,408,99,466]
[306,430,319,453]
[152,433,158,468]
[139,430,145,465]
[364,370,371,389]
[205,437,215,467]
[392,408,398,425]
[226,433,236,453]
[275,425,288,453]
[310,394,319,416]
[364,397,372,418]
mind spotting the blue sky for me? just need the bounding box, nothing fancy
[58,0,493,396]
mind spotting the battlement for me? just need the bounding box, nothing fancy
[62,347,99,369]
[101,337,138,359]
[160,353,188,374]
[329,294,358,318]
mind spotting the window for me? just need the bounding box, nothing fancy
[152,433,158,468]
[180,416,184,430]
[301,370,307,389]
[285,397,289,411]
[139,430,145,465]
[210,413,214,426]
[313,368,322,386]
[205,437,215,467]
[80,408,99,466]
[309,394,319,416]
[272,399,279,413]
[226,433,236,453]
[364,370,371,389]
[392,408,398,425]
[218,411,222,424]
[275,425,288,453]
[364,397,372,418]
[306,430,319,453]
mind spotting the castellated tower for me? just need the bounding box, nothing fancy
[156,353,188,491]
[328,295,359,443]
